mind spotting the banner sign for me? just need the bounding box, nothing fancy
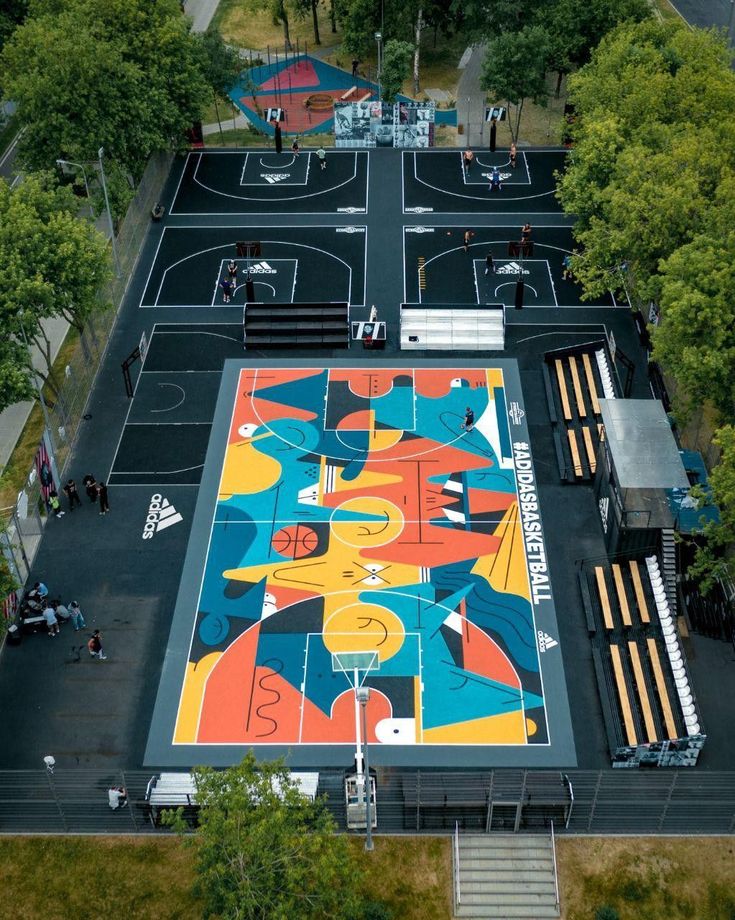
[335,101,435,148]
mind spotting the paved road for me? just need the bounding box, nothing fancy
[184,0,220,33]
[0,128,21,181]
[670,0,732,29]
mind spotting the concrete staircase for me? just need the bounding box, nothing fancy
[453,834,560,919]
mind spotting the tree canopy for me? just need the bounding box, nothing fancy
[2,0,209,213]
[178,755,366,920]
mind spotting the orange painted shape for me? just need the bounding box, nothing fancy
[300,688,392,743]
[414,368,488,398]
[461,618,521,690]
[329,369,405,399]
[337,409,374,431]
[197,624,260,742]
[466,488,516,515]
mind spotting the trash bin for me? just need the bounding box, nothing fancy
[6,623,22,646]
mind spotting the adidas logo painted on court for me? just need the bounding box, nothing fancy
[260,173,289,183]
[496,262,530,275]
[249,261,277,274]
[537,630,558,652]
[142,494,183,540]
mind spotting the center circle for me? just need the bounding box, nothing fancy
[330,496,404,548]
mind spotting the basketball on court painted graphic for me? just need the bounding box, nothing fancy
[271,524,319,558]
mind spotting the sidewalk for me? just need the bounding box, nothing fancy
[456,43,488,148]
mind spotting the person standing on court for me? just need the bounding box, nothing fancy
[510,142,517,168]
[63,478,82,512]
[489,167,502,193]
[485,251,495,275]
[220,277,233,303]
[97,481,110,515]
[461,407,475,432]
[463,229,474,253]
[43,603,60,637]
[69,601,86,631]
[88,629,107,660]
[83,474,97,504]
[521,222,532,241]
[227,260,238,285]
[463,149,474,172]
[352,59,359,78]
[316,147,327,170]
[291,137,300,156]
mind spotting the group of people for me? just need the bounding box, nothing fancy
[48,475,109,518]
[462,144,517,193]
[219,258,239,303]
[21,580,107,657]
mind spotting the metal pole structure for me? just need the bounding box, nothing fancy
[359,690,374,851]
[375,32,382,102]
[55,159,90,200]
[97,147,121,277]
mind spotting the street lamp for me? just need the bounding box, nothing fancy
[355,686,374,851]
[374,32,382,103]
[55,158,90,200]
[98,147,121,277]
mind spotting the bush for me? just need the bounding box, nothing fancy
[596,907,620,920]
[361,900,392,920]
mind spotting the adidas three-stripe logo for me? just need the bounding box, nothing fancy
[142,494,183,540]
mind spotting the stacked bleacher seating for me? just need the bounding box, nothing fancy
[243,302,349,349]
[579,555,705,767]
[400,303,505,351]
[544,341,616,482]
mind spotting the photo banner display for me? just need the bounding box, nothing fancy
[335,101,435,148]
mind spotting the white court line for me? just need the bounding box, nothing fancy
[190,150,360,204]
[150,382,186,413]
[240,151,310,186]
[464,151,532,186]
[258,154,296,169]
[113,464,205,475]
[411,151,558,204]
[107,320,153,480]
[144,225,365,308]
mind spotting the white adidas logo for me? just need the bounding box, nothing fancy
[496,262,530,275]
[261,173,289,184]
[142,494,183,540]
[537,630,558,653]
[249,261,277,274]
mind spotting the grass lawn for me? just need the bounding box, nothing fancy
[0,834,451,920]
[215,0,340,54]
[558,836,735,920]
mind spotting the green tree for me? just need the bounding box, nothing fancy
[381,40,414,103]
[0,556,19,608]
[0,0,27,58]
[2,0,208,215]
[178,754,364,920]
[481,26,551,143]
[197,27,243,140]
[0,336,35,414]
[0,173,111,398]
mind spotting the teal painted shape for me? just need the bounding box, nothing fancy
[255,631,308,695]
[303,634,352,715]
[493,386,512,461]
[465,465,516,495]
[370,634,421,677]
[253,369,327,418]
[373,384,415,430]
[422,663,525,729]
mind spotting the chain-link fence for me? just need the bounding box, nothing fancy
[0,152,174,592]
[0,768,734,836]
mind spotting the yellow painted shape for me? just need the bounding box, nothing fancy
[220,440,280,499]
[174,652,221,743]
[423,709,526,744]
[330,496,404,548]
[367,429,404,452]
[334,468,403,493]
[473,502,531,602]
[486,368,504,391]
[525,717,537,737]
[323,602,405,662]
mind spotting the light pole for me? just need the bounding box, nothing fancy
[729,0,735,47]
[55,158,90,200]
[375,32,382,103]
[97,147,121,277]
[356,686,374,851]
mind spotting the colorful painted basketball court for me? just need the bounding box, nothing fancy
[146,359,574,767]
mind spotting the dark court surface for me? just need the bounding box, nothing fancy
[3,147,735,773]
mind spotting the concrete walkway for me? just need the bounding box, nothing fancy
[456,43,488,148]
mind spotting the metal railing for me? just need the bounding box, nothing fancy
[453,820,461,909]
[550,820,560,913]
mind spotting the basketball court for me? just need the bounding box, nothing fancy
[403,149,567,213]
[171,150,369,214]
[145,359,575,768]
[140,225,367,308]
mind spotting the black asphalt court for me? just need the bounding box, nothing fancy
[403,149,567,213]
[171,150,369,214]
[140,225,367,307]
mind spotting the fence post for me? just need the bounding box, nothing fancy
[658,771,677,831]
[121,770,139,831]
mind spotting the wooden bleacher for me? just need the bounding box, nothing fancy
[647,638,678,740]
[629,560,651,624]
[611,563,633,627]
[594,566,615,630]
[609,644,637,746]
[628,641,657,742]
[546,346,610,482]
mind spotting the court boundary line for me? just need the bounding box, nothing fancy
[141,224,367,308]
[462,151,532,186]
[169,150,368,214]
[239,151,311,186]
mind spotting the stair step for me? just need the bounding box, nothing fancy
[455,905,559,919]
[458,880,557,896]
[458,892,559,908]
[459,835,551,846]
[458,869,555,883]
